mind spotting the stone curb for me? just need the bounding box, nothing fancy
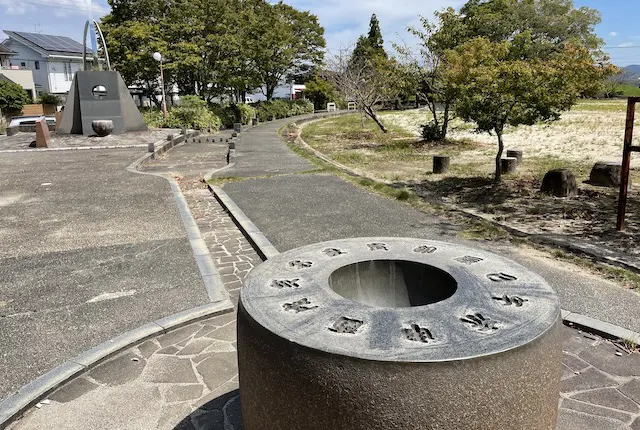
[0,301,233,429]
[291,119,640,275]
[210,186,279,261]
[125,132,231,304]
[0,144,149,153]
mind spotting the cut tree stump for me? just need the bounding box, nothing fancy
[506,149,523,165]
[501,157,518,174]
[541,169,578,197]
[433,155,450,174]
[588,161,623,188]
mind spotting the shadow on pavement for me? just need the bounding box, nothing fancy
[174,389,243,430]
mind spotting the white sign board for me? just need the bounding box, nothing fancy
[347,102,357,111]
[327,102,337,112]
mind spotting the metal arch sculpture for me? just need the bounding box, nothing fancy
[83,19,111,71]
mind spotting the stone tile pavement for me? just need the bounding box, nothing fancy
[10,310,640,429]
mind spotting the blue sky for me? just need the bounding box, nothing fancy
[1,0,639,66]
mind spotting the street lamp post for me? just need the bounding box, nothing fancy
[153,52,167,119]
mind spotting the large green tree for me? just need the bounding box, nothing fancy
[248,1,325,100]
[399,0,609,142]
[102,0,325,103]
[351,14,387,67]
[445,37,616,183]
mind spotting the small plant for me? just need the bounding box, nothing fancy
[395,188,412,201]
[621,337,640,352]
[421,121,445,142]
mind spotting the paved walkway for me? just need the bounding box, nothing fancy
[0,133,217,400]
[7,120,640,429]
[221,117,640,334]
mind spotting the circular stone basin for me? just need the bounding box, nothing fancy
[329,260,457,307]
[237,237,562,430]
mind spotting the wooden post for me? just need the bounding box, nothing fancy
[501,157,518,174]
[617,97,639,231]
[433,155,450,174]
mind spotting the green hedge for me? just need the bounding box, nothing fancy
[141,98,313,130]
[141,96,221,130]
[253,99,314,122]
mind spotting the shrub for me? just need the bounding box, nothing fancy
[0,80,31,114]
[37,92,61,105]
[247,99,314,123]
[210,104,236,127]
[236,103,256,124]
[142,109,165,128]
[421,121,445,142]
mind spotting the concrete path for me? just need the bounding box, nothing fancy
[0,142,220,401]
[220,117,640,334]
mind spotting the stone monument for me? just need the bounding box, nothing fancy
[57,20,147,136]
[238,237,562,430]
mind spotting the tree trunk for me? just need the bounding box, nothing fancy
[364,106,387,133]
[495,126,505,183]
[441,103,450,140]
[266,84,275,101]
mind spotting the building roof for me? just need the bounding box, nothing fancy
[0,43,16,56]
[4,31,86,56]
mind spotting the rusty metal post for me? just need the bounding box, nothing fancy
[617,97,639,231]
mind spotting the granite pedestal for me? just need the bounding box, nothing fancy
[237,237,562,430]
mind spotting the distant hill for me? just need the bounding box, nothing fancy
[623,65,640,76]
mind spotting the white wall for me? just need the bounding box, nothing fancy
[47,61,82,94]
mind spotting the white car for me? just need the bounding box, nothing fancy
[9,116,56,128]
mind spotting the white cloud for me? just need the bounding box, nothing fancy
[0,0,108,19]
[609,32,618,37]
[1,1,34,15]
[618,42,634,48]
[283,0,464,54]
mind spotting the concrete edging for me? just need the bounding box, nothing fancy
[0,301,233,429]
[125,131,232,304]
[210,186,279,261]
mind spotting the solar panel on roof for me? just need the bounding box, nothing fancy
[13,31,86,54]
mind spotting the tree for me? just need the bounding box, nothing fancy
[396,10,463,141]
[249,1,325,100]
[327,49,402,133]
[444,37,616,183]
[0,81,31,115]
[351,14,387,67]
[304,76,337,110]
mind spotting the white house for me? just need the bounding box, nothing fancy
[248,83,306,102]
[0,43,36,100]
[2,31,85,98]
